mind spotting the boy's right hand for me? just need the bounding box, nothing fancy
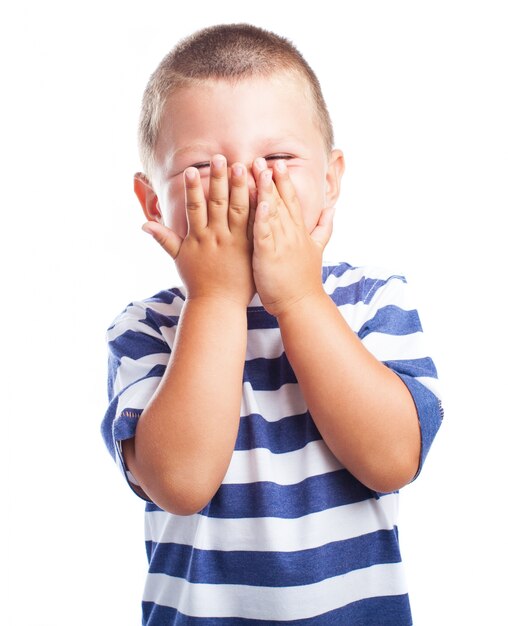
[142,155,255,307]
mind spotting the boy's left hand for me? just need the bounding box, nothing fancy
[252,158,335,318]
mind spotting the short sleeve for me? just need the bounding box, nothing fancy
[356,273,443,480]
[101,298,176,500]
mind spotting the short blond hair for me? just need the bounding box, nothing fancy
[138,23,334,176]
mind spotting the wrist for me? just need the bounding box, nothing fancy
[186,292,249,308]
[274,287,330,324]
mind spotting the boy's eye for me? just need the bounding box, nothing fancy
[265,154,293,163]
[188,155,293,171]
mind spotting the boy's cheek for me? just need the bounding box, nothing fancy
[290,177,327,233]
[165,206,188,239]
[161,180,189,238]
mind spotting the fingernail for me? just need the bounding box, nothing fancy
[232,163,244,177]
[276,159,287,173]
[212,154,226,169]
[262,169,272,184]
[185,168,196,181]
[255,157,267,170]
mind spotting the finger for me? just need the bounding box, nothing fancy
[310,206,335,249]
[252,156,267,181]
[272,159,304,226]
[184,167,207,233]
[207,154,229,228]
[253,201,274,251]
[228,162,250,234]
[252,157,281,205]
[256,167,288,236]
[142,221,183,259]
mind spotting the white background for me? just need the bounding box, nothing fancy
[3,1,507,624]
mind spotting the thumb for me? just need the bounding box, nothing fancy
[142,221,182,259]
[310,207,335,250]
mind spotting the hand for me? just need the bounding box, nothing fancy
[252,158,335,317]
[143,155,255,307]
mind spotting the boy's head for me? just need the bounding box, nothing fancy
[138,23,334,176]
[135,23,343,238]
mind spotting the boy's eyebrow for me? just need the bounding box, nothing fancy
[170,144,216,160]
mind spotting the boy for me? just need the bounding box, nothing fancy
[102,23,442,624]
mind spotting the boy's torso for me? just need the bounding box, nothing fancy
[108,263,416,624]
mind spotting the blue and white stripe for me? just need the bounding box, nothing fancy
[102,263,442,624]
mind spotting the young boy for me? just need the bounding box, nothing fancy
[102,23,442,625]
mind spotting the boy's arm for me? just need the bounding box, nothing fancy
[122,298,248,514]
[276,292,421,494]
[253,160,422,494]
[123,157,254,515]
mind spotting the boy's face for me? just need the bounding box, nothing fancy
[143,73,343,239]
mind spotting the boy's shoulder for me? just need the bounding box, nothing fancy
[108,286,186,338]
[322,262,406,283]
[322,262,408,304]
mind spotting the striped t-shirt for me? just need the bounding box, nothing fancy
[102,263,443,625]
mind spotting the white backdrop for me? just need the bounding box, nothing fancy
[3,1,507,624]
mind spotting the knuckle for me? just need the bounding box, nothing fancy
[269,201,282,218]
[155,233,168,248]
[208,197,227,211]
[229,201,247,216]
[288,191,298,206]
[186,199,203,212]
[261,231,273,241]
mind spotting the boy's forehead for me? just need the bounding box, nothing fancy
[160,73,317,143]
[166,73,312,113]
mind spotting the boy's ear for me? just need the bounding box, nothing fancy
[133,172,162,222]
[325,149,345,209]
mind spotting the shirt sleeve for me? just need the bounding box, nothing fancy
[356,273,444,480]
[101,303,172,500]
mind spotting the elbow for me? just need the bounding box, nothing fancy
[363,416,422,494]
[123,437,222,515]
[364,470,416,495]
[154,486,213,516]
[140,471,220,516]
[358,446,421,494]
[155,498,208,517]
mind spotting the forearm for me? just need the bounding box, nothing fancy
[277,289,421,493]
[125,297,248,514]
